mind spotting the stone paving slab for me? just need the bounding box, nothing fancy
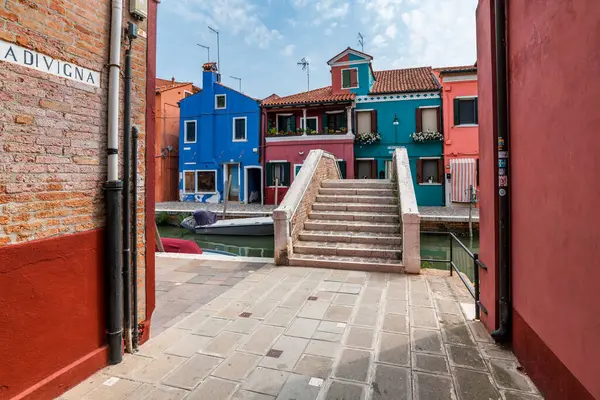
[63,259,542,400]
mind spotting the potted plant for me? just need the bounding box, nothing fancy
[410,130,443,143]
[355,132,381,145]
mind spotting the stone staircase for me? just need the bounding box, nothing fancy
[288,179,404,272]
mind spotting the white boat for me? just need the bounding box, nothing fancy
[181,215,274,236]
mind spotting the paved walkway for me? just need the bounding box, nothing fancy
[62,259,541,400]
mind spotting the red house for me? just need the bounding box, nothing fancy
[261,87,357,205]
[477,1,600,399]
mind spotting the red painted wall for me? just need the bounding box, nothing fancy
[475,0,498,332]
[0,230,107,400]
[477,0,600,398]
[264,138,354,205]
[441,80,479,165]
[331,54,350,95]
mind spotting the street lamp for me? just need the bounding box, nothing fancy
[196,44,210,63]
[393,114,399,143]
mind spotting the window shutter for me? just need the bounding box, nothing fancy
[266,163,273,186]
[370,110,377,132]
[435,106,441,132]
[415,108,423,132]
[337,160,346,179]
[371,160,378,179]
[290,115,296,132]
[476,159,480,186]
[283,162,291,186]
[437,159,444,183]
[453,98,460,125]
[354,160,359,179]
[350,69,358,87]
[342,70,350,88]
[416,159,423,183]
[341,111,347,128]
[474,98,479,124]
[322,113,328,133]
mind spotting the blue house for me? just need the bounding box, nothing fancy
[178,62,262,204]
[327,48,444,206]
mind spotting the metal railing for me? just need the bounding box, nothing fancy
[421,231,488,319]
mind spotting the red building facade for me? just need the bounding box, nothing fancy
[476,1,600,399]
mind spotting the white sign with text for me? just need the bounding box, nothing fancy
[0,39,100,87]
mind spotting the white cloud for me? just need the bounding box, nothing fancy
[282,44,295,56]
[293,0,309,7]
[385,23,397,39]
[360,0,477,69]
[312,0,350,25]
[170,0,282,49]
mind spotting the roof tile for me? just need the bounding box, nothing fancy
[371,67,439,94]
[262,86,355,106]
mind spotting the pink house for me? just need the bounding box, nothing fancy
[435,65,479,206]
[261,87,355,205]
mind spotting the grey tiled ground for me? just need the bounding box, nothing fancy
[63,260,542,400]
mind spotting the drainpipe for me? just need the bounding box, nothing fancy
[122,29,135,354]
[132,125,140,349]
[491,0,511,343]
[105,0,124,365]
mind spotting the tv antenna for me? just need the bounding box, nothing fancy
[358,32,365,52]
[297,57,310,91]
[230,76,242,92]
[208,26,220,72]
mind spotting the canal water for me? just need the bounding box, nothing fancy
[157,226,479,281]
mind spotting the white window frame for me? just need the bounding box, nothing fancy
[300,117,318,131]
[215,94,226,110]
[195,169,218,194]
[232,116,247,142]
[276,113,294,132]
[268,161,288,188]
[183,170,196,194]
[183,120,197,144]
[455,96,478,127]
[341,67,359,89]
[184,90,193,98]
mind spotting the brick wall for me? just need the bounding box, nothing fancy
[0,1,148,317]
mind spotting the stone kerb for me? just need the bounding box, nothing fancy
[393,148,421,273]
[273,150,341,265]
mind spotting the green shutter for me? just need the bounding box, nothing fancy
[290,115,296,132]
[322,113,328,133]
[453,98,460,125]
[283,162,291,186]
[337,160,347,179]
[342,70,350,88]
[341,111,347,129]
[266,163,273,186]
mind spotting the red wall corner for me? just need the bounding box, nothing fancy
[0,230,107,400]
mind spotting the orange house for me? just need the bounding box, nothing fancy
[155,78,200,202]
[435,65,479,206]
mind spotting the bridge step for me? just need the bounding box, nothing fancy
[288,254,403,273]
[294,241,401,259]
[322,179,395,189]
[298,230,402,245]
[319,187,396,197]
[312,202,398,213]
[316,195,397,205]
[304,219,400,234]
[309,211,399,223]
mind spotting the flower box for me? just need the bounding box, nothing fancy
[355,132,381,145]
[410,131,443,143]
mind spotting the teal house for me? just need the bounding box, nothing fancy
[327,48,444,206]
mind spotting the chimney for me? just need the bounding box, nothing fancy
[202,62,218,90]
[171,76,175,86]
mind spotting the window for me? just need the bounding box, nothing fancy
[454,97,478,125]
[277,114,295,132]
[266,162,291,187]
[233,117,247,142]
[184,120,196,143]
[357,111,372,134]
[196,170,216,192]
[337,160,347,179]
[421,108,439,132]
[417,158,443,184]
[183,171,195,193]
[294,164,303,176]
[184,90,193,98]
[341,68,358,89]
[327,113,344,131]
[215,94,226,109]
[300,117,318,132]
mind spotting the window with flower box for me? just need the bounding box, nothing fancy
[415,107,440,132]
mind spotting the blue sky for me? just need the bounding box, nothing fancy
[157,0,477,99]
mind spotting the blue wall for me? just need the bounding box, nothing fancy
[178,70,261,203]
[355,95,444,206]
